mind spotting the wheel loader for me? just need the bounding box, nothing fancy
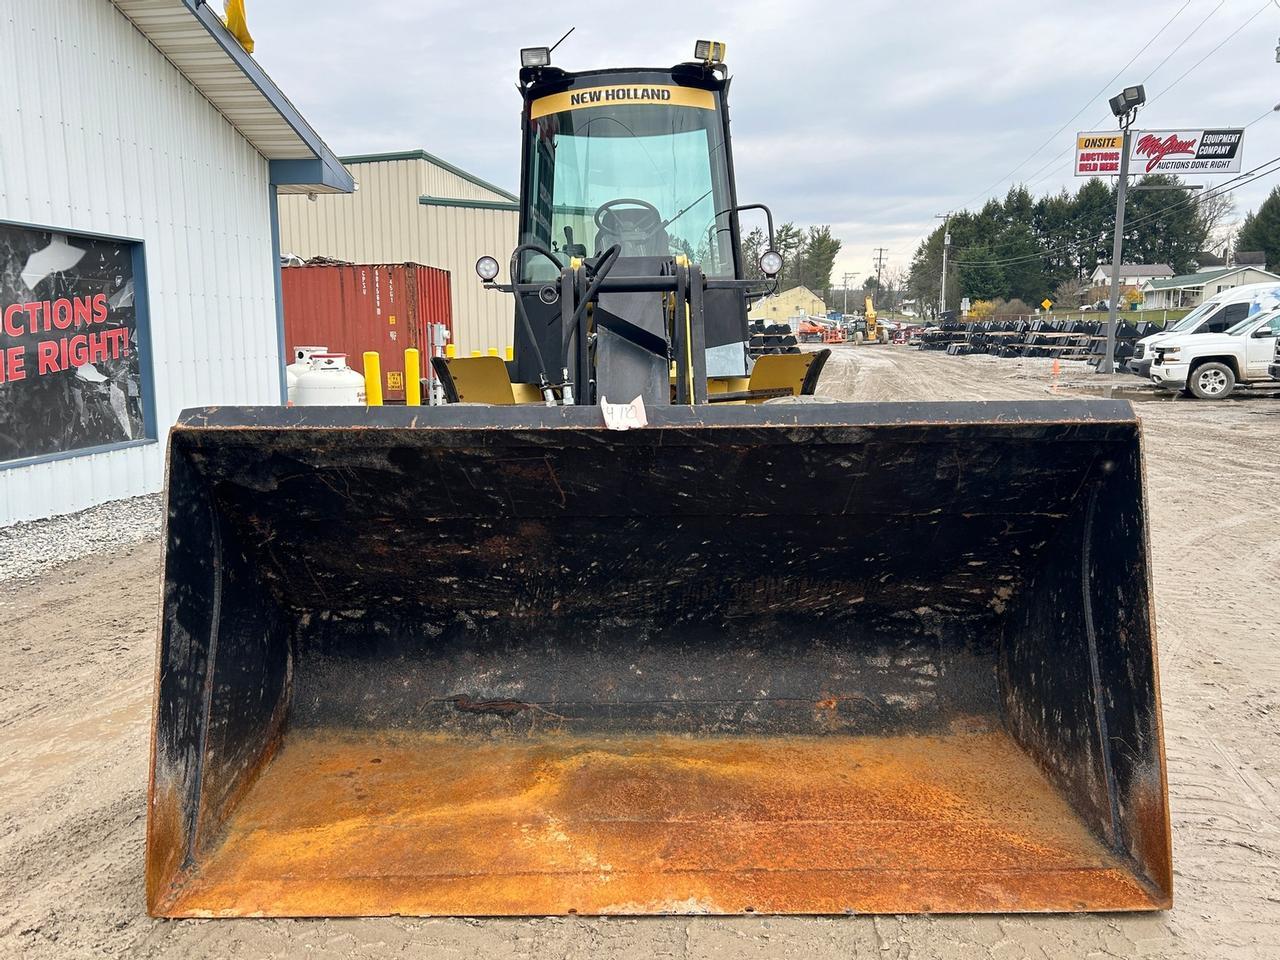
[146,41,1172,917]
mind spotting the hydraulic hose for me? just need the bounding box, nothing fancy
[509,243,563,396]
[561,244,622,374]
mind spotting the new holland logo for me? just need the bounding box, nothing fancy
[569,87,673,107]
[530,84,715,119]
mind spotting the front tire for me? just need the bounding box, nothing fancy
[1188,361,1236,399]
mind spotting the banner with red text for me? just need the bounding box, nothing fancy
[1,223,146,462]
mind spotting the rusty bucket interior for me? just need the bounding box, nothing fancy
[147,402,1172,917]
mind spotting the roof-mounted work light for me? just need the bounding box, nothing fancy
[521,46,551,68]
[694,40,726,63]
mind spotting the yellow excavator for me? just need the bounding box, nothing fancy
[145,41,1171,918]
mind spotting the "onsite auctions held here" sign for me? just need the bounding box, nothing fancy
[1074,128,1243,177]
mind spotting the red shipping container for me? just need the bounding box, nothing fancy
[282,263,453,402]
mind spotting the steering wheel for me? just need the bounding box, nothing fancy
[594,198,665,242]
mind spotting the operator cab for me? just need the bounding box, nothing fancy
[519,68,737,278]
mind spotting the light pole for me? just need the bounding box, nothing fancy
[1100,84,1145,375]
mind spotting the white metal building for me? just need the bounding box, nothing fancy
[0,0,352,525]
[278,151,520,356]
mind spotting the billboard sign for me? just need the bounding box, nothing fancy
[1075,128,1244,176]
[1131,129,1243,175]
[1,223,149,463]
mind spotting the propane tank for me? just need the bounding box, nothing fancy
[286,345,327,403]
[293,353,366,406]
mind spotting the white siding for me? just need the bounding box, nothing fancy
[1,0,279,524]
[278,157,519,356]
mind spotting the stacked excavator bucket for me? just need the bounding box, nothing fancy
[147,400,1171,917]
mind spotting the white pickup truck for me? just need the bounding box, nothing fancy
[1149,309,1280,398]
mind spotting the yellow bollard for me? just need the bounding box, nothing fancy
[404,348,421,406]
[363,351,383,406]
[505,345,514,361]
[445,343,456,359]
[487,347,499,357]
[471,350,481,358]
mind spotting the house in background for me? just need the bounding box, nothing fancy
[748,285,829,322]
[1087,263,1173,303]
[1141,265,1280,310]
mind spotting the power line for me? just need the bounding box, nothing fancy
[954,0,1193,211]
[950,155,1280,267]
[1246,104,1280,127]
[991,0,1236,201]
[1134,0,1226,94]
[1148,0,1271,102]
[897,0,1272,268]
[992,145,1270,257]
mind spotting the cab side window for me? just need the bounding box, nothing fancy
[1202,302,1248,333]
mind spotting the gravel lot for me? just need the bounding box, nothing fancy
[0,494,160,585]
[2,347,1278,959]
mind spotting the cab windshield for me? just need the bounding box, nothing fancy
[522,89,735,280]
[1227,310,1275,336]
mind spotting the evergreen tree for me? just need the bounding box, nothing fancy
[801,226,842,292]
[1236,187,1280,268]
[741,227,767,280]
[956,244,1004,300]
[1126,175,1207,273]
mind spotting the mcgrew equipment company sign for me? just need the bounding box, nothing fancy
[1074,128,1243,176]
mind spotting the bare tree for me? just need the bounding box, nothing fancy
[1053,276,1087,307]
[1197,190,1238,252]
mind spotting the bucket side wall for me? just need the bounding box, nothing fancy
[146,436,292,912]
[999,441,1169,902]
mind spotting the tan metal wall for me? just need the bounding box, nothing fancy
[278,157,519,356]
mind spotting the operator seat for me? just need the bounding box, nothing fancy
[594,208,671,258]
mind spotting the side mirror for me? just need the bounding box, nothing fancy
[1255,326,1278,338]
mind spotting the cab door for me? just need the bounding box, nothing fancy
[1245,313,1280,378]
[1198,301,1249,334]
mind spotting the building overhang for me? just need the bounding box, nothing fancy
[108,0,354,195]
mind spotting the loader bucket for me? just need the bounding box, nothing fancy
[147,401,1171,917]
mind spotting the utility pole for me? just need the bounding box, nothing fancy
[872,248,887,310]
[841,271,858,316]
[936,213,952,320]
[1100,84,1145,375]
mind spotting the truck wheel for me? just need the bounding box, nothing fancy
[1189,361,1235,399]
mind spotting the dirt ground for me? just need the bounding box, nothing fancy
[3,347,1278,959]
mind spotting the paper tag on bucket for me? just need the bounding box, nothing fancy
[600,395,648,431]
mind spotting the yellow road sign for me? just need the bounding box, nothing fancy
[1041,299,1053,311]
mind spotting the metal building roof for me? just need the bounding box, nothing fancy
[1144,266,1280,290]
[341,150,519,202]
[109,0,353,194]
[1093,263,1173,279]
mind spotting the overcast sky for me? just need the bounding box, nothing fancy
[249,0,1280,286]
